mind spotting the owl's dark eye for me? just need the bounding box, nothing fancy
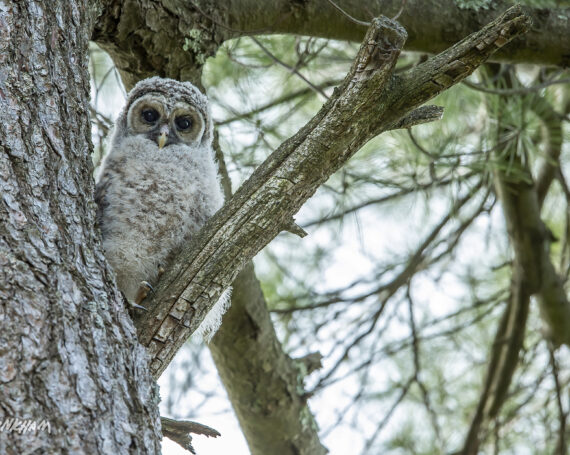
[141,109,159,123]
[175,116,192,131]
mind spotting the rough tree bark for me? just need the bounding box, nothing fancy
[0,1,161,454]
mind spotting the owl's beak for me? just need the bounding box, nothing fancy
[157,124,169,149]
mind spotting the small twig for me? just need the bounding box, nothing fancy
[283,218,308,238]
[407,127,434,158]
[216,79,342,126]
[161,417,220,454]
[294,352,323,376]
[548,346,568,455]
[394,105,444,129]
[392,0,407,21]
[250,36,330,99]
[463,77,570,96]
[225,47,273,69]
[324,0,371,27]
[406,285,443,449]
[361,377,413,451]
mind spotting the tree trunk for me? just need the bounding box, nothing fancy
[209,264,328,455]
[0,2,161,453]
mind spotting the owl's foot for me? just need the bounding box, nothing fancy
[133,281,154,307]
[158,264,165,278]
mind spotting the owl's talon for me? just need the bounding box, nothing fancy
[130,302,148,311]
[134,281,154,305]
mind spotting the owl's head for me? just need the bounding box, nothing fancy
[114,77,213,150]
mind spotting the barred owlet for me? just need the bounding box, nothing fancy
[95,77,229,340]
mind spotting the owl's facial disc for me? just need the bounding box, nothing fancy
[127,95,206,149]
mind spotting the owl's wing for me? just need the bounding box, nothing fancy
[94,175,110,234]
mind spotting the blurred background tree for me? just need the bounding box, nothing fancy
[88,1,570,454]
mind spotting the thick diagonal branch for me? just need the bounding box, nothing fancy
[133,6,532,379]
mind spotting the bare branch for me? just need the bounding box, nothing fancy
[323,0,371,27]
[216,79,342,126]
[463,76,570,96]
[393,105,444,129]
[548,347,568,455]
[160,417,220,454]
[249,36,330,99]
[311,187,485,389]
[93,0,570,93]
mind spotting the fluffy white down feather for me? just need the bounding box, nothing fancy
[195,288,232,342]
